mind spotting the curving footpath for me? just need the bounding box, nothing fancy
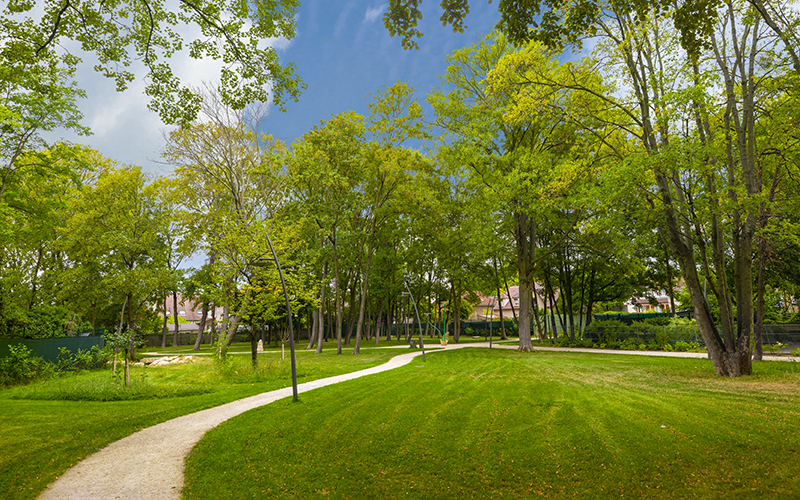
[40,343,480,500]
[38,342,791,499]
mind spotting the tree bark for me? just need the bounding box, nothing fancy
[161,295,168,348]
[172,291,180,347]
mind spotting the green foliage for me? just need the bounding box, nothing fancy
[0,302,88,339]
[3,0,303,125]
[589,319,625,344]
[0,344,53,387]
[56,347,73,373]
[638,316,672,326]
[764,342,786,355]
[66,345,110,372]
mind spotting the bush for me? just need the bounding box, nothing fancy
[639,316,671,326]
[73,345,110,371]
[669,316,696,326]
[588,319,626,344]
[57,347,74,372]
[0,344,53,386]
[674,341,690,352]
[619,339,639,350]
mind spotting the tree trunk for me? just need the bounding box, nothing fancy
[345,275,358,346]
[172,291,180,347]
[375,304,383,346]
[250,334,258,368]
[353,231,377,355]
[161,295,168,348]
[193,301,208,351]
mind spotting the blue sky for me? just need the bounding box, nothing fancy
[52,2,504,174]
[264,1,502,146]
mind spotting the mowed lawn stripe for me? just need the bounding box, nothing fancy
[184,349,800,499]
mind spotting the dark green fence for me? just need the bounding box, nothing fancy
[581,324,800,346]
[0,336,105,363]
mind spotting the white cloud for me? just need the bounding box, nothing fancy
[42,14,293,176]
[334,1,357,38]
[364,5,384,23]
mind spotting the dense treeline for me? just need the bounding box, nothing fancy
[2,1,799,376]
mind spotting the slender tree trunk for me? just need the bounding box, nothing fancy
[316,265,327,354]
[193,301,208,351]
[172,291,180,347]
[345,275,358,345]
[502,265,518,327]
[161,295,168,348]
[664,246,676,317]
[375,304,383,346]
[353,230,377,354]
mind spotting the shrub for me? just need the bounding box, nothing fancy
[792,348,800,358]
[73,345,110,371]
[620,339,639,350]
[0,344,53,386]
[669,316,696,326]
[639,316,671,326]
[674,341,690,352]
[57,347,74,372]
[556,337,571,347]
[588,319,625,344]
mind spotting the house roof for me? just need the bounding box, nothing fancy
[162,294,222,323]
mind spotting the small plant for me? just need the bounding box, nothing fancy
[763,342,786,355]
[56,347,74,372]
[673,341,690,352]
[619,339,639,350]
[598,343,606,349]
[791,348,800,358]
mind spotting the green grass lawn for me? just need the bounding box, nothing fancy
[184,349,800,499]
[0,347,400,499]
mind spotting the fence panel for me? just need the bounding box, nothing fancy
[0,336,105,363]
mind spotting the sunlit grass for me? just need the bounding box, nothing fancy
[0,347,399,499]
[184,349,800,499]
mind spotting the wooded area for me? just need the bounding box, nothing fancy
[2,0,799,377]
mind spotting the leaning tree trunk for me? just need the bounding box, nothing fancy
[193,301,208,351]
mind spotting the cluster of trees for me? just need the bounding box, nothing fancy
[2,0,799,377]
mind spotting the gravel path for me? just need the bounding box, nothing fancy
[38,342,792,499]
[39,344,473,500]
